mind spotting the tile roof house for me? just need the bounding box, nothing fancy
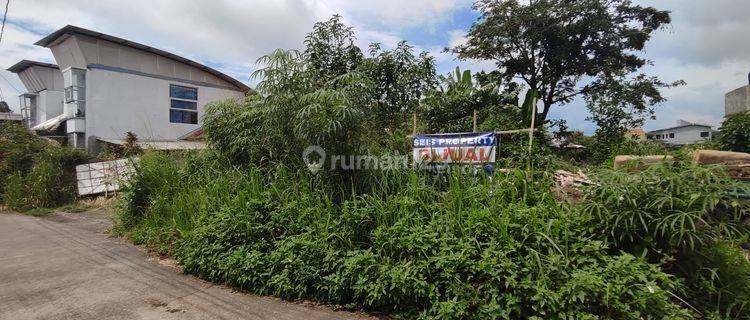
[9,25,249,152]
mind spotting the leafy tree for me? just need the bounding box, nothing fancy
[205,48,365,165]
[584,73,681,162]
[205,16,438,164]
[587,74,678,141]
[423,68,517,133]
[716,112,750,153]
[304,14,364,84]
[454,0,678,123]
[359,41,437,131]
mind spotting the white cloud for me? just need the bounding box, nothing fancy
[0,0,339,111]
[547,0,750,134]
[1,0,747,136]
[0,0,470,112]
[323,0,471,31]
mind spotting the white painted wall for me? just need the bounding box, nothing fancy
[34,90,64,124]
[16,65,64,93]
[648,125,713,145]
[726,85,750,116]
[51,35,237,89]
[85,68,243,144]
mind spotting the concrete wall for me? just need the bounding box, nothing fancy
[46,34,246,151]
[648,125,713,145]
[16,65,64,93]
[85,68,243,144]
[35,90,64,124]
[725,85,750,116]
[50,35,240,90]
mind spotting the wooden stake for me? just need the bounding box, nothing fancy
[472,109,478,132]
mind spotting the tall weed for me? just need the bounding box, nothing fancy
[119,150,693,319]
[583,163,750,318]
[0,123,88,210]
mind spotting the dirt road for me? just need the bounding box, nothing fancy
[0,212,369,320]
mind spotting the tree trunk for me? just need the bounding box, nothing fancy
[539,100,553,125]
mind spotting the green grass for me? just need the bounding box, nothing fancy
[115,151,717,319]
[0,122,89,211]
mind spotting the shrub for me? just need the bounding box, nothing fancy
[583,163,750,318]
[584,136,671,166]
[119,151,694,319]
[0,123,88,210]
[716,112,750,153]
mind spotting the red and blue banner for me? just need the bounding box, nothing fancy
[412,132,497,165]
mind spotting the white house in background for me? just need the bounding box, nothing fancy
[646,120,715,145]
[9,25,249,152]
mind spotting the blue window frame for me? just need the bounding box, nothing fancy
[169,84,198,124]
[171,99,197,110]
[170,85,198,100]
[170,110,198,124]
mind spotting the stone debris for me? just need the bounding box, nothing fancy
[553,170,592,203]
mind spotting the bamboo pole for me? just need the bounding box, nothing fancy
[528,104,536,153]
[412,112,417,136]
[472,109,478,132]
[527,100,537,180]
[496,128,536,134]
[407,128,536,138]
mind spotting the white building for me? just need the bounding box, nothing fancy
[725,74,750,117]
[7,60,65,129]
[646,120,715,145]
[9,25,249,152]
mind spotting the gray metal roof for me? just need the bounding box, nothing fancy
[35,25,250,92]
[646,123,713,134]
[6,60,59,73]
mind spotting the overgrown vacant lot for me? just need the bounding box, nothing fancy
[117,151,750,319]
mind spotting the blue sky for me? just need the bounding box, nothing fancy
[1,0,747,134]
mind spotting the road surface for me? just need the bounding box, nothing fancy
[0,212,370,320]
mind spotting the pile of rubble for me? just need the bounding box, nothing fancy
[552,170,591,203]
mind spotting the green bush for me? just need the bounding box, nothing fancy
[0,123,88,210]
[682,242,750,318]
[716,112,750,153]
[583,163,750,318]
[583,136,671,166]
[119,151,694,319]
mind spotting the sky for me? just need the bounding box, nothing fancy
[0,0,747,134]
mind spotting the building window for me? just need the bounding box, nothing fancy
[169,84,198,124]
[700,131,710,138]
[669,133,675,139]
[64,68,86,117]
